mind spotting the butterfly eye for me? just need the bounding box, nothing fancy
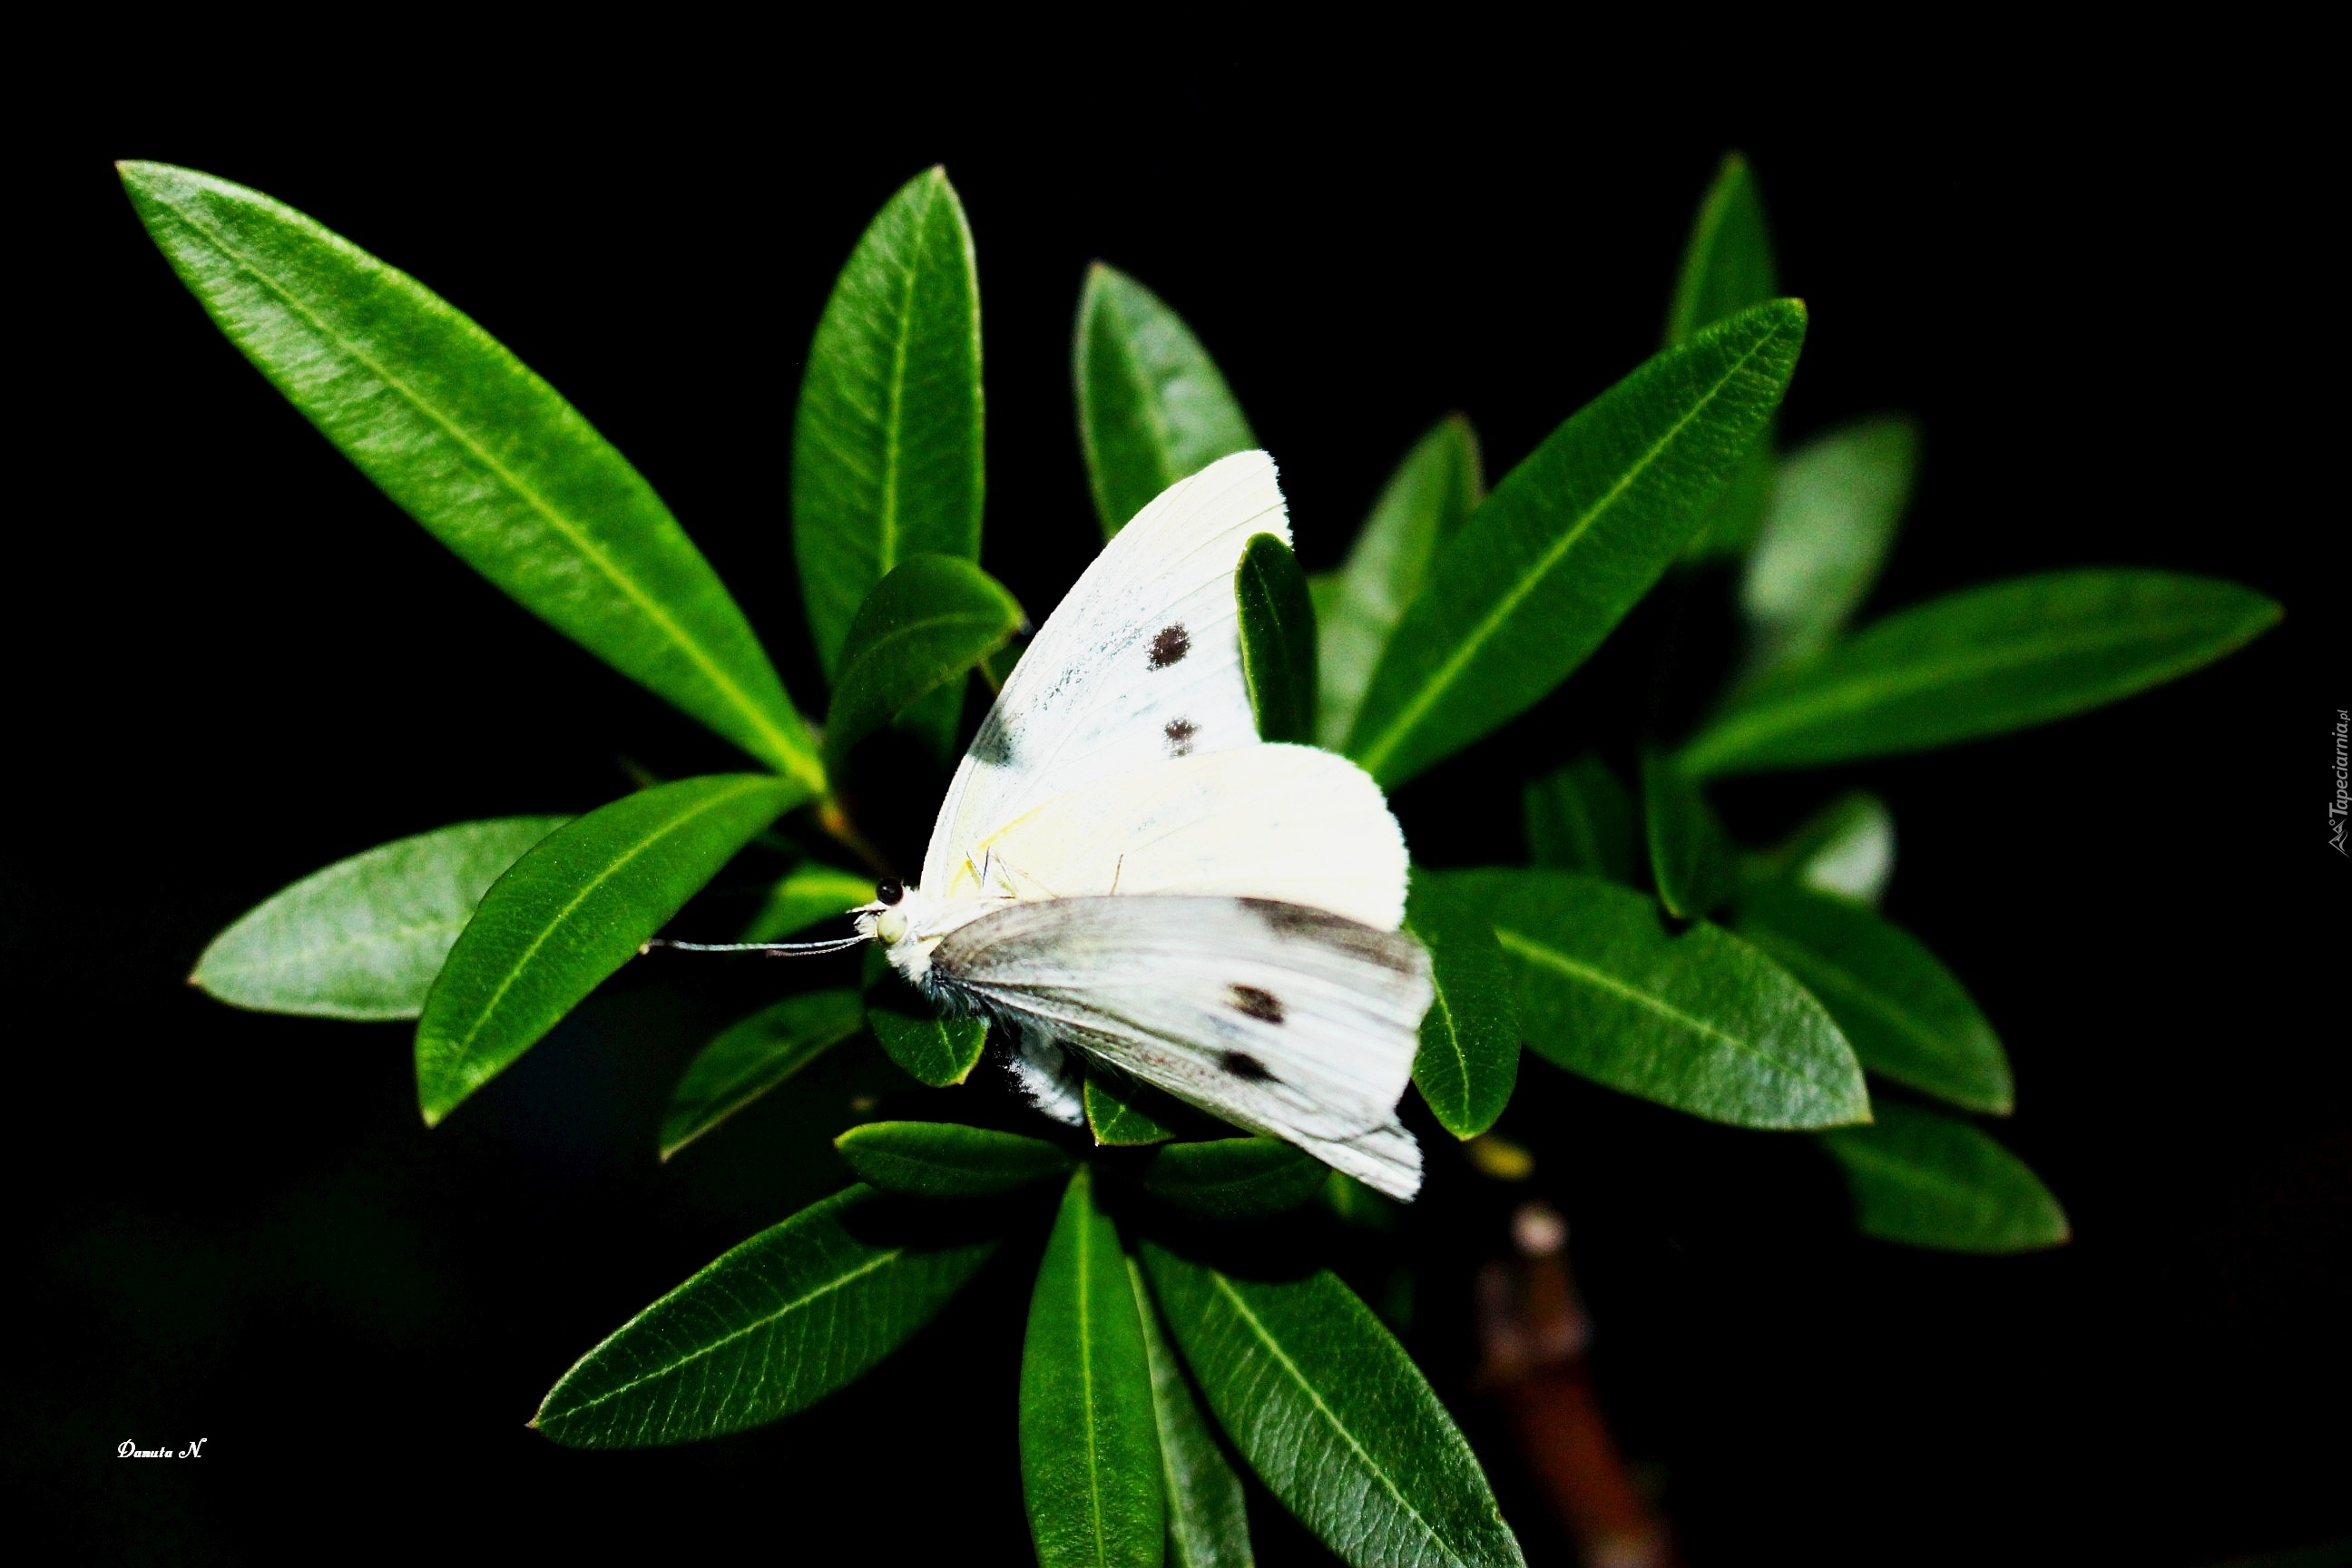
[876,877,905,906]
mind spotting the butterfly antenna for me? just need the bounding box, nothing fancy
[639,935,869,957]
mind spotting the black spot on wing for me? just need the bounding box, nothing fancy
[1227,985,1284,1024]
[1164,718,1198,757]
[1220,1049,1276,1081]
[1149,623,1191,669]
[970,707,1016,766]
[1242,898,1423,974]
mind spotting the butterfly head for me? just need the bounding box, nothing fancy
[852,876,1005,986]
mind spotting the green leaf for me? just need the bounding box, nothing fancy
[1404,877,1520,1139]
[1128,1257,1254,1567]
[1666,153,1779,346]
[1734,882,2012,1114]
[835,1120,1074,1200]
[1142,1138,1325,1220]
[1819,1101,2069,1253]
[1316,417,1485,749]
[190,817,566,1019]
[1665,153,1782,561]
[864,957,989,1088]
[823,554,1023,779]
[1743,791,1895,906]
[1681,571,2283,777]
[534,1185,996,1446]
[415,775,794,1125]
[742,863,877,942]
[1024,1168,1165,1568]
[1087,1073,1180,1147]
[1075,264,1255,537]
[660,989,867,1160]
[791,167,984,681]
[1641,750,1736,919]
[1235,533,1317,744]
[119,162,818,787]
[1142,1245,1524,1568]
[1436,869,1868,1130]
[1522,755,1637,883]
[1739,416,1918,676]
[1346,302,1808,788]
[1320,1171,1399,1231]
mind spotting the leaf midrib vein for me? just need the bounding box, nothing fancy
[161,191,810,783]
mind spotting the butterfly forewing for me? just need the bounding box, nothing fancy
[932,896,1431,1198]
[921,452,1287,898]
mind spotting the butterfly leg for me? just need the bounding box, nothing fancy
[1005,1024,1085,1127]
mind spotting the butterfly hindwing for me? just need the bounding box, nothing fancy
[932,895,1430,1198]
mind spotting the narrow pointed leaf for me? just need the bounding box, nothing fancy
[1347,302,1807,787]
[791,167,985,681]
[864,959,989,1087]
[1088,1073,1180,1147]
[1744,792,1895,906]
[1522,755,1637,883]
[1642,750,1737,919]
[416,775,794,1125]
[1076,264,1255,537]
[661,989,867,1159]
[823,554,1023,777]
[1024,1168,1165,1568]
[1404,877,1520,1139]
[1142,1245,1524,1568]
[1740,416,1918,676]
[191,816,566,1019]
[1666,153,1782,560]
[1142,1138,1325,1220]
[1129,1257,1255,1568]
[119,162,817,785]
[534,1185,996,1446]
[1236,533,1317,744]
[1735,882,2012,1114]
[1819,1101,2069,1252]
[836,1121,1074,1199]
[742,863,876,942]
[1317,417,1485,748]
[1437,869,1868,1130]
[1681,571,2283,776]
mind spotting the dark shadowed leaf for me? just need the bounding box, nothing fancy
[534,1185,996,1446]
[1142,1245,1524,1568]
[1404,877,1520,1139]
[1317,417,1485,749]
[1820,1102,2069,1252]
[1346,303,1806,787]
[1522,755,1637,883]
[1437,869,1867,1130]
[1236,533,1317,744]
[1088,1073,1180,1147]
[191,817,565,1019]
[661,990,867,1159]
[823,554,1023,778]
[1681,571,2282,776]
[1742,792,1895,906]
[1024,1169,1164,1568]
[1740,416,1917,677]
[791,167,984,677]
[742,862,876,942]
[1076,264,1255,537]
[1321,1171,1399,1231]
[120,162,818,785]
[1142,1138,1325,1220]
[1642,750,1737,919]
[1735,883,2012,1114]
[1665,153,1781,560]
[864,957,990,1088]
[1129,1257,1254,1567]
[415,775,795,1125]
[836,1121,1074,1199]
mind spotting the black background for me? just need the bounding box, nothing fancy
[10,54,2344,1566]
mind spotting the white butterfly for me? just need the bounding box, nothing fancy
[851,452,1432,1199]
